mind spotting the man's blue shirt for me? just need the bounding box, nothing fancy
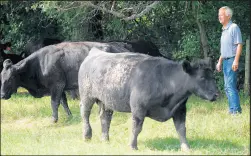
[220,20,242,58]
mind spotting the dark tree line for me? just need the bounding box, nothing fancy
[0,1,250,92]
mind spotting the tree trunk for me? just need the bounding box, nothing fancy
[191,1,209,58]
[196,20,209,58]
[89,1,104,40]
[244,38,250,95]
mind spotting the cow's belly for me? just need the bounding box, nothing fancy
[104,100,131,112]
[65,71,79,89]
[146,106,172,122]
[96,91,131,112]
[28,87,50,98]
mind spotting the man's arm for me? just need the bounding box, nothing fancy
[216,56,223,72]
[232,43,242,71]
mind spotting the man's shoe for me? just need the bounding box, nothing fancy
[229,111,242,115]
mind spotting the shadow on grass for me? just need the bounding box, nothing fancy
[15,90,82,97]
[62,114,82,126]
[144,137,243,152]
[11,91,51,99]
[46,110,132,129]
[43,113,82,129]
[14,91,75,99]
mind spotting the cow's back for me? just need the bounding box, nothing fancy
[30,41,119,90]
[79,48,173,111]
[29,43,91,89]
[80,48,149,87]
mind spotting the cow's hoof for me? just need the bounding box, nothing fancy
[101,135,109,142]
[52,118,58,123]
[181,143,190,152]
[131,146,138,150]
[83,133,92,141]
[67,114,73,120]
[83,127,92,141]
[84,136,92,141]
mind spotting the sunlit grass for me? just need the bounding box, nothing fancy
[1,88,250,155]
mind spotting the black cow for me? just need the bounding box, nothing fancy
[1,39,64,95]
[0,41,140,123]
[22,39,161,100]
[107,39,164,57]
[21,38,81,99]
[0,42,25,91]
[78,47,218,151]
[22,38,62,57]
[0,42,25,71]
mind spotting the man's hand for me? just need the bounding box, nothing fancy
[232,60,239,71]
[216,62,222,72]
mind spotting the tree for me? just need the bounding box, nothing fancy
[1,1,250,92]
[244,37,250,95]
[0,1,61,54]
[48,1,161,21]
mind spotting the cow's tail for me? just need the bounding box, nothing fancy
[98,102,104,118]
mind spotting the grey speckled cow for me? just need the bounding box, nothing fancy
[78,47,218,151]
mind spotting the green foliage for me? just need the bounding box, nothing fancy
[104,18,127,40]
[0,1,61,54]
[173,31,201,61]
[0,1,250,92]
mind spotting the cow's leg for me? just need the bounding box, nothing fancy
[172,101,190,152]
[130,97,147,150]
[80,97,95,140]
[131,113,145,150]
[50,84,65,123]
[98,102,113,141]
[50,94,61,123]
[60,92,72,118]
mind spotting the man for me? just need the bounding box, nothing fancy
[216,6,242,114]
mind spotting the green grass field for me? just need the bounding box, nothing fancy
[1,88,250,155]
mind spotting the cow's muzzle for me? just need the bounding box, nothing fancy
[209,91,219,101]
[0,93,11,99]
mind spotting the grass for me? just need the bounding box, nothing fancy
[1,88,250,155]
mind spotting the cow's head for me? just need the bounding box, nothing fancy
[1,59,19,99]
[182,57,218,101]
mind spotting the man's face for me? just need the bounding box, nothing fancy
[218,8,230,25]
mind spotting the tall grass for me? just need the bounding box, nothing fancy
[1,88,250,155]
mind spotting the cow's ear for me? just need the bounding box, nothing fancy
[3,59,13,69]
[15,60,27,73]
[182,60,193,74]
